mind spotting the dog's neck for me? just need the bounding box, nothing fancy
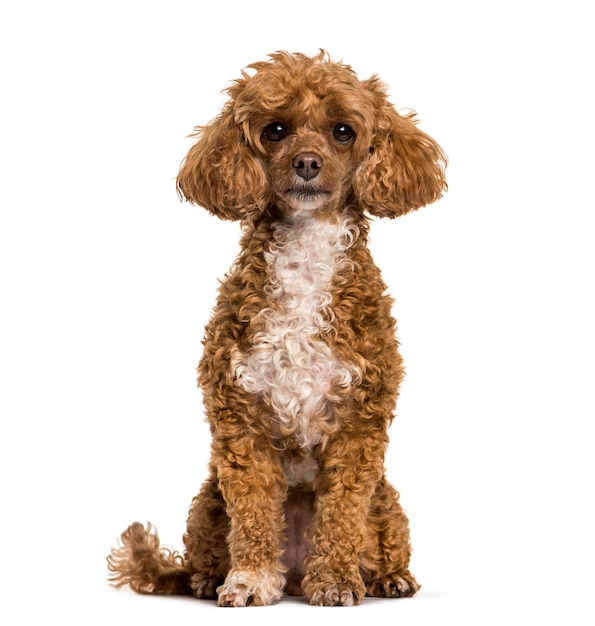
[265,213,358,305]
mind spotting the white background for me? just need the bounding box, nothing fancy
[2,1,594,624]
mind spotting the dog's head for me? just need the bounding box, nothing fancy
[177,51,447,221]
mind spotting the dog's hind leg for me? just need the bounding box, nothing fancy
[184,467,231,599]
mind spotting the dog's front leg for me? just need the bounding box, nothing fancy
[213,434,287,607]
[302,426,386,606]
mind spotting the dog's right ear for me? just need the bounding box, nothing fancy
[176,103,269,221]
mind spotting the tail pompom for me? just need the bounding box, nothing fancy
[107,522,192,595]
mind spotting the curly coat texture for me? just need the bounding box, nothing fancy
[107,50,447,607]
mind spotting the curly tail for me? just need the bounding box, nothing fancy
[107,522,193,595]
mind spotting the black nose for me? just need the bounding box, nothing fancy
[292,152,323,181]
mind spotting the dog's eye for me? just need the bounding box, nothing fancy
[332,124,355,144]
[263,122,289,142]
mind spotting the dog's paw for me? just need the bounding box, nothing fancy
[304,572,366,607]
[190,574,221,599]
[309,582,362,606]
[217,582,257,607]
[366,572,420,598]
[216,569,284,607]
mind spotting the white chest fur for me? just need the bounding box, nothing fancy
[233,214,359,449]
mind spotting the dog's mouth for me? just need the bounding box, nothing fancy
[282,188,331,211]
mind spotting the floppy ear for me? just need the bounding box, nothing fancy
[353,77,447,218]
[176,102,269,221]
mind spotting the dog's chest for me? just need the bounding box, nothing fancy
[234,216,357,449]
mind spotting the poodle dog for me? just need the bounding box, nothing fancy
[108,50,446,607]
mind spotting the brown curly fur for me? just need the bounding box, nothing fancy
[107,50,446,607]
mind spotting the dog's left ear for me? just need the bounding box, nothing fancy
[353,77,447,218]
[176,101,269,221]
